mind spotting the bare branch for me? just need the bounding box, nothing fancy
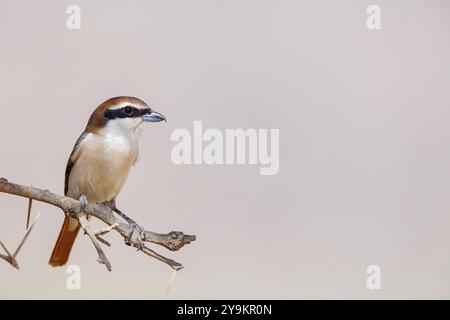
[0,177,196,271]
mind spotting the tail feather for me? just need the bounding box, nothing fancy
[49,217,80,267]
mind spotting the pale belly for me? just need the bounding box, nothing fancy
[67,135,138,204]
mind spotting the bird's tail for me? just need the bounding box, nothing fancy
[49,217,80,267]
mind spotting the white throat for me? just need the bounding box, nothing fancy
[103,117,144,140]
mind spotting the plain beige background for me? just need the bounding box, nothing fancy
[1,0,450,299]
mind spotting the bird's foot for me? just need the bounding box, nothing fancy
[113,207,137,225]
[102,201,144,248]
[125,223,145,250]
[79,195,88,213]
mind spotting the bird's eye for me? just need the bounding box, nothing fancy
[123,106,133,116]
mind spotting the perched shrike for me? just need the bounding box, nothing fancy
[49,96,166,267]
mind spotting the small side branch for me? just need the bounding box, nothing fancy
[93,223,119,247]
[94,223,119,237]
[78,215,112,271]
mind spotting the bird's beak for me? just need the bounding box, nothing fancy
[142,110,166,122]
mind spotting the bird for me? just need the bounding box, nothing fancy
[49,96,166,267]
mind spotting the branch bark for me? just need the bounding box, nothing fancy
[0,177,196,271]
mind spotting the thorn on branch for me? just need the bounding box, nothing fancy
[26,198,33,229]
[0,213,41,270]
[0,241,19,269]
[166,268,179,294]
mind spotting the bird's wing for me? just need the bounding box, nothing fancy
[64,132,89,196]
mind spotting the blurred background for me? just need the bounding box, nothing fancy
[0,0,450,299]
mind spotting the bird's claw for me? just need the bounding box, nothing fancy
[125,223,145,250]
[79,195,88,213]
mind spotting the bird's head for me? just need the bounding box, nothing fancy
[85,96,166,135]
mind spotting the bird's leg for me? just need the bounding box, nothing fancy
[104,200,145,248]
[114,207,137,225]
[116,206,145,249]
[78,195,89,234]
[104,199,136,224]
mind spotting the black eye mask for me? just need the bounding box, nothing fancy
[104,106,151,120]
